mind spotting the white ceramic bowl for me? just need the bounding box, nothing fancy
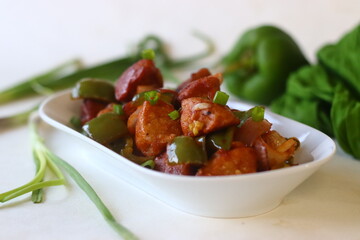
[39,90,336,218]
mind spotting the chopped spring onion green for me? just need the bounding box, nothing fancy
[168,110,180,120]
[144,91,159,105]
[251,106,265,122]
[233,106,265,127]
[141,49,156,60]
[141,160,155,169]
[213,91,229,105]
[113,104,124,115]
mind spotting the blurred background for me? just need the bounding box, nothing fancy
[1,0,359,89]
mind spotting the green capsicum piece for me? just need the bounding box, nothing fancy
[222,25,308,105]
[72,78,116,102]
[205,127,235,155]
[167,136,207,165]
[82,112,128,145]
[118,137,154,165]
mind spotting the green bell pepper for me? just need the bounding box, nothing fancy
[71,78,116,102]
[167,136,207,165]
[222,25,309,105]
[82,112,128,145]
[205,127,235,155]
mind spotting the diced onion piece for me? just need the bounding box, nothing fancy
[192,103,212,111]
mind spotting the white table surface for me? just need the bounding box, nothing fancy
[1,1,360,239]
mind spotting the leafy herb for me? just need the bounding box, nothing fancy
[271,24,360,159]
[0,105,38,130]
[270,65,335,136]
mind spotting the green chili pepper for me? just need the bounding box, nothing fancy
[71,78,116,102]
[205,126,235,155]
[82,113,128,145]
[222,25,308,105]
[167,136,207,165]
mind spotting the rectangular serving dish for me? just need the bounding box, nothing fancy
[39,90,336,218]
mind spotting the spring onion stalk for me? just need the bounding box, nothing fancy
[1,114,138,239]
[47,151,138,240]
[37,115,137,239]
[136,33,215,83]
[0,117,66,202]
[137,33,215,69]
[31,149,44,203]
[0,59,83,105]
[0,105,38,130]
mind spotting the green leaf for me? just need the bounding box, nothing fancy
[317,24,360,96]
[345,101,360,158]
[330,84,353,154]
[271,94,333,136]
[286,65,335,102]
